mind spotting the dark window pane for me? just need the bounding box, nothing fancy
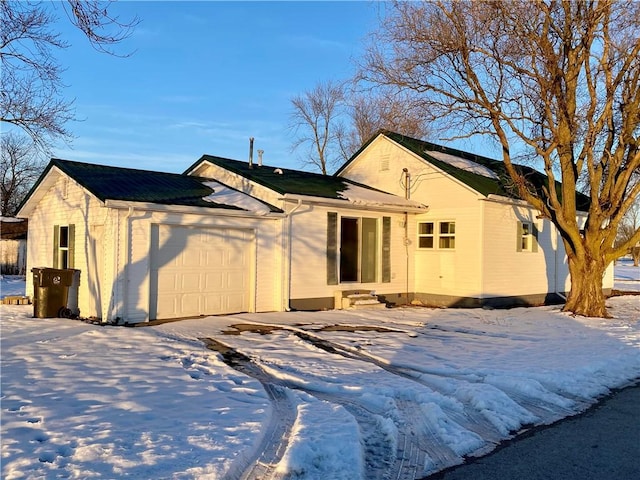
[59,226,69,248]
[419,237,434,248]
[419,222,434,235]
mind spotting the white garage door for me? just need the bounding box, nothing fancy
[150,225,252,319]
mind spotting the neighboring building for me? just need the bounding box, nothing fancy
[17,131,613,323]
[1,217,28,275]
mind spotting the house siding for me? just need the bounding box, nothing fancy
[412,207,484,300]
[481,201,561,299]
[288,204,412,308]
[340,136,487,302]
[25,175,110,319]
[110,209,282,323]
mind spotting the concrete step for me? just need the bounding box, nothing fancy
[341,293,386,310]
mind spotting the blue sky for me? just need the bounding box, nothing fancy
[47,1,385,174]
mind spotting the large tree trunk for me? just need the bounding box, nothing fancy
[563,253,609,318]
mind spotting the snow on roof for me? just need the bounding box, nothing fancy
[0,216,26,223]
[338,183,425,208]
[425,150,499,179]
[202,181,272,215]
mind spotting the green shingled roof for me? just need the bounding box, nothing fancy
[191,154,381,199]
[339,130,590,211]
[27,159,280,212]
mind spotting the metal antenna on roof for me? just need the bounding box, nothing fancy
[249,137,254,169]
[257,149,264,167]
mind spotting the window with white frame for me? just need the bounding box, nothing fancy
[517,221,538,252]
[54,224,75,268]
[439,221,456,249]
[418,222,434,248]
[418,221,456,249]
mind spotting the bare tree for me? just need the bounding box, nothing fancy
[616,198,640,266]
[1,133,45,216]
[339,88,431,159]
[360,0,640,317]
[290,80,347,175]
[290,80,432,170]
[0,1,138,149]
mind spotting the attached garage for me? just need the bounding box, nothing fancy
[19,159,284,324]
[149,225,254,319]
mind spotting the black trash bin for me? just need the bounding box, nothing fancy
[32,267,75,318]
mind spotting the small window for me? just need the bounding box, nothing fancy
[418,221,455,249]
[54,224,75,268]
[439,222,456,249]
[418,222,434,248]
[517,221,538,252]
[521,222,532,251]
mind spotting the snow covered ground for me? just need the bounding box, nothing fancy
[1,270,639,479]
[614,256,640,292]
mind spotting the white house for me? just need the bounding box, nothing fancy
[18,131,613,323]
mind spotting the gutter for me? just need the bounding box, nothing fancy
[104,199,285,218]
[279,194,428,214]
[283,199,304,311]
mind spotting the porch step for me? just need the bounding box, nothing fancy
[341,293,387,310]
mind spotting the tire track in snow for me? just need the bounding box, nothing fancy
[283,329,479,478]
[286,328,506,444]
[201,338,297,480]
[286,325,586,440]
[207,324,584,479]
[202,337,398,480]
[208,329,447,479]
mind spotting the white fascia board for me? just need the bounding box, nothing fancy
[485,194,589,217]
[484,194,533,207]
[104,199,286,218]
[18,166,102,217]
[17,167,59,217]
[280,194,428,213]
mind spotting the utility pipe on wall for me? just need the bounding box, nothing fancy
[283,199,303,311]
[401,168,412,304]
[403,168,411,200]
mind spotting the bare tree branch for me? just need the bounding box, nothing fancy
[0,1,138,149]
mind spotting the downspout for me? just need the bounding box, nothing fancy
[405,212,410,305]
[479,200,485,304]
[403,168,411,305]
[121,206,134,324]
[283,199,303,311]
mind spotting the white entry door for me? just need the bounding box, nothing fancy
[150,225,252,319]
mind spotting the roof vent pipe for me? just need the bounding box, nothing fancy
[403,168,411,200]
[249,137,254,169]
[257,149,264,167]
